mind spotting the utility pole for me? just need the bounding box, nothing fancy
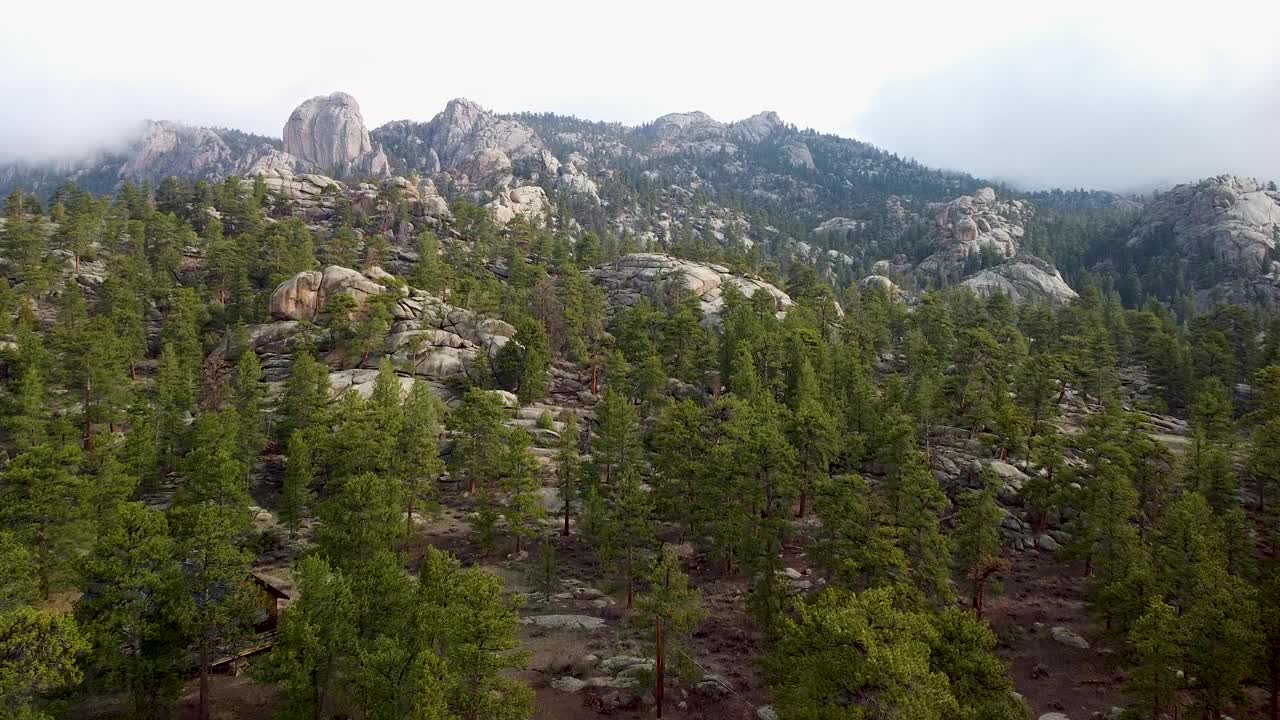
[655,616,665,718]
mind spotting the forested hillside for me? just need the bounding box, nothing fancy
[1,91,1279,720]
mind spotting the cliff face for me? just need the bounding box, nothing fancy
[283,92,389,178]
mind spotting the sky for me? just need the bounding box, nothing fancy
[1,0,1277,191]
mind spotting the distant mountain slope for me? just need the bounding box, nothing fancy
[4,91,1280,312]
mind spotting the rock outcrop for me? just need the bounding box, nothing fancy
[269,265,388,322]
[917,187,1030,281]
[117,121,286,184]
[486,186,550,225]
[642,109,800,164]
[588,253,795,326]
[219,266,518,403]
[1127,174,1280,275]
[861,274,904,301]
[373,99,598,201]
[960,256,1079,306]
[283,92,389,177]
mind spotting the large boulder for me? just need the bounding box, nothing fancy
[284,92,389,177]
[961,256,1079,306]
[486,186,549,225]
[588,253,798,326]
[269,265,388,322]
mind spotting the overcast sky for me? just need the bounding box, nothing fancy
[2,0,1276,191]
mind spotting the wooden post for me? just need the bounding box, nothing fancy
[655,617,664,718]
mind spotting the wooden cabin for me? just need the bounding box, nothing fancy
[248,573,289,634]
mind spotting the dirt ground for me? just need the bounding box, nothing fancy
[80,474,1262,720]
[986,552,1126,719]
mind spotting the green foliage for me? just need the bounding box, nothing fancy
[767,586,956,720]
[398,382,445,539]
[952,479,1004,615]
[280,431,315,539]
[0,533,37,611]
[76,503,189,718]
[276,350,331,444]
[317,473,404,571]
[0,440,84,598]
[1125,599,1185,720]
[259,555,357,720]
[634,544,705,678]
[0,606,88,720]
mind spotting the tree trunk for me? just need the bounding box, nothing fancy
[83,379,93,447]
[626,546,634,609]
[198,636,210,720]
[655,617,665,718]
[406,491,415,540]
[973,581,984,619]
[1269,645,1278,720]
[562,498,570,536]
[796,489,807,519]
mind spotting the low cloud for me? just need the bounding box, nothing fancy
[853,31,1280,192]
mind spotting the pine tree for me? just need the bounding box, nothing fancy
[927,608,1026,720]
[953,480,1004,618]
[76,502,189,719]
[787,356,838,518]
[277,350,331,444]
[0,440,84,598]
[317,473,404,571]
[1249,418,1280,513]
[6,367,49,452]
[175,409,249,513]
[590,389,641,486]
[811,473,906,592]
[497,428,543,555]
[650,399,708,539]
[767,587,957,720]
[261,555,357,720]
[172,501,257,720]
[612,467,656,609]
[398,382,444,540]
[232,349,266,473]
[514,316,551,403]
[634,544,705,679]
[885,449,953,604]
[416,547,533,720]
[83,438,139,538]
[0,532,37,610]
[155,342,195,470]
[552,412,582,537]
[410,231,450,293]
[0,606,88,720]
[449,388,509,495]
[280,431,315,540]
[1126,599,1185,720]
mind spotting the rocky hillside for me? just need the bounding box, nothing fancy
[5,92,1280,312]
[1123,174,1280,308]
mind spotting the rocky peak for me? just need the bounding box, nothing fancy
[387,98,561,189]
[646,112,726,142]
[283,91,388,177]
[1128,173,1280,276]
[116,120,287,184]
[729,111,785,144]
